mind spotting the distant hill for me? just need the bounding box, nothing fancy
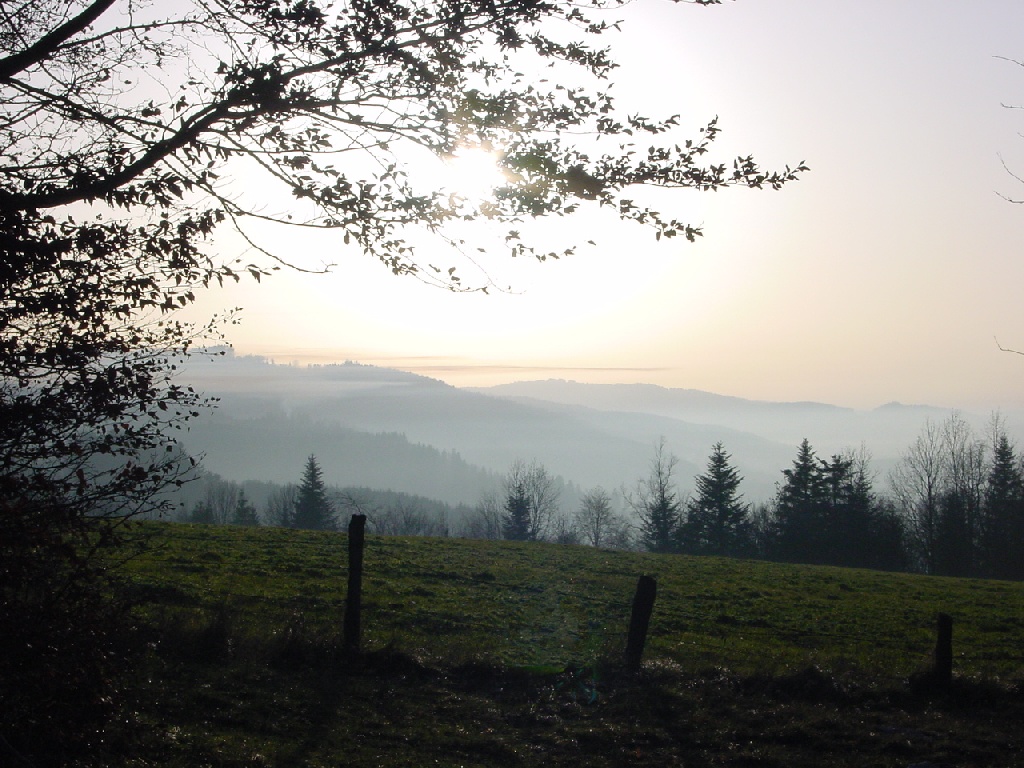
[468,380,972,459]
[180,402,499,507]
[176,355,1009,504]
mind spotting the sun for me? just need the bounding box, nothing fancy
[440,145,509,200]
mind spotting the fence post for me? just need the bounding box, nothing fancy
[624,575,657,673]
[344,513,367,654]
[933,612,953,685]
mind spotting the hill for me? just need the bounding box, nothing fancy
[115,522,1024,767]
[180,355,974,504]
[468,379,965,458]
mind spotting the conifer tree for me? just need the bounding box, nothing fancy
[627,439,683,554]
[819,453,878,568]
[771,439,827,563]
[502,469,532,541]
[501,460,559,541]
[293,456,335,531]
[230,490,260,527]
[981,434,1024,579]
[682,443,751,556]
[187,501,216,525]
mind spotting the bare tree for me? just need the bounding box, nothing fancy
[0,3,805,760]
[461,492,504,540]
[937,413,986,576]
[624,438,684,553]
[889,419,948,573]
[266,484,298,528]
[575,486,621,548]
[890,413,986,575]
[371,499,449,537]
[204,478,240,526]
[501,459,560,541]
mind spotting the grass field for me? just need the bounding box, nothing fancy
[112,522,1024,767]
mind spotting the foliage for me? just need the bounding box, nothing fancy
[575,486,630,549]
[502,459,560,541]
[0,499,137,767]
[889,414,1021,578]
[626,439,683,553]
[768,441,904,570]
[1,0,805,284]
[1,2,806,760]
[229,490,260,527]
[980,433,1024,579]
[770,439,826,563]
[681,442,751,556]
[293,455,335,531]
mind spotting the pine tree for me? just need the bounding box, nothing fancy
[820,453,879,568]
[500,460,559,541]
[771,439,827,563]
[502,469,532,541]
[682,443,751,556]
[980,434,1024,579]
[627,439,683,554]
[187,501,216,525]
[230,490,260,527]
[293,455,336,531]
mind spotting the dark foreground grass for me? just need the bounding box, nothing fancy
[109,522,1024,767]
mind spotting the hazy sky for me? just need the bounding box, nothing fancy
[185,0,1024,410]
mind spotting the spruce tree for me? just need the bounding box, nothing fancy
[682,443,750,556]
[820,454,878,568]
[627,439,683,554]
[981,434,1024,579]
[502,472,532,541]
[771,439,826,563]
[293,456,336,531]
[230,490,260,527]
[500,460,559,541]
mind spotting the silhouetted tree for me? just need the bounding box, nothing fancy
[820,453,872,566]
[682,443,751,557]
[770,439,827,563]
[770,443,906,570]
[626,439,684,554]
[186,501,216,525]
[981,432,1024,579]
[501,460,559,541]
[890,420,947,573]
[936,414,986,576]
[230,490,260,527]
[267,484,298,528]
[575,486,621,548]
[0,3,804,761]
[892,414,987,575]
[464,492,504,540]
[293,456,335,531]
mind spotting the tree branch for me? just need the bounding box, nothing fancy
[0,0,118,81]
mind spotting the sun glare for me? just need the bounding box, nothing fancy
[441,146,508,200]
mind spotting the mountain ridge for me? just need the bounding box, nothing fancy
[175,356,1013,505]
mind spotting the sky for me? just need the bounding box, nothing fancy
[183,0,1024,411]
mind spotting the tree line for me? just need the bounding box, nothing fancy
[0,1,801,763]
[183,413,1024,581]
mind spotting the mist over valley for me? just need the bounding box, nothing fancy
[175,353,1012,510]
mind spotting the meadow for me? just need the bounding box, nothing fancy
[114,522,1024,767]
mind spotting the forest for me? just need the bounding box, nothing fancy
[179,411,1024,582]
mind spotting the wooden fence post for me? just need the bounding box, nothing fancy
[933,612,953,685]
[624,575,657,674]
[344,513,367,654]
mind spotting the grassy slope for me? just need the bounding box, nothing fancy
[115,522,1024,767]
